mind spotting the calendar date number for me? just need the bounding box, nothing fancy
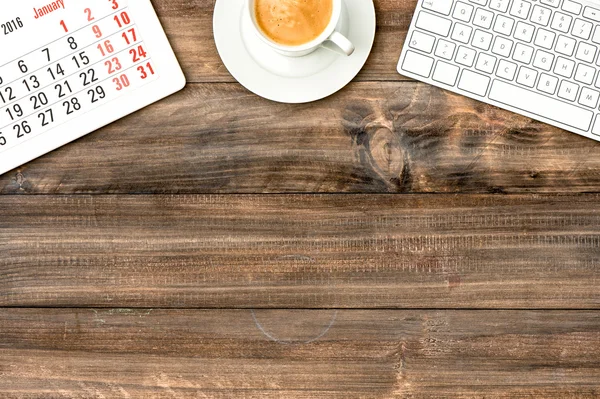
[0,2,161,155]
[2,18,23,35]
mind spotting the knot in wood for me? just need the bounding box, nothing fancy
[368,127,405,180]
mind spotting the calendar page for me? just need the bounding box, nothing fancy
[0,0,185,175]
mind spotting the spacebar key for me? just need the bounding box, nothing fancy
[488,80,593,131]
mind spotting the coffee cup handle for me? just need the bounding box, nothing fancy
[326,31,355,56]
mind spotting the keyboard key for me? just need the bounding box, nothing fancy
[492,36,513,57]
[435,39,457,59]
[422,0,454,15]
[572,18,593,39]
[554,57,576,78]
[562,0,582,15]
[476,53,497,73]
[514,21,535,42]
[409,30,436,53]
[574,63,595,84]
[455,45,477,66]
[558,80,579,101]
[470,0,487,5]
[540,0,560,8]
[458,69,490,95]
[555,35,576,56]
[516,66,538,87]
[583,6,600,21]
[534,28,556,49]
[595,73,600,89]
[537,73,559,94]
[510,0,532,19]
[533,49,554,71]
[575,42,597,63]
[530,5,552,25]
[551,12,573,33]
[490,0,510,13]
[453,1,475,21]
[416,11,453,36]
[494,15,515,35]
[592,115,600,136]
[579,87,600,108]
[513,42,535,63]
[452,23,473,43]
[401,50,435,77]
[473,8,494,28]
[488,80,593,131]
[432,61,460,85]
[593,26,600,44]
[472,29,493,50]
[496,59,518,80]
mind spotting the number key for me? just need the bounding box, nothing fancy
[551,12,573,32]
[572,18,593,39]
[490,0,510,13]
[510,0,532,19]
[530,5,552,25]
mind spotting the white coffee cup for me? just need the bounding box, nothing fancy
[247,0,355,57]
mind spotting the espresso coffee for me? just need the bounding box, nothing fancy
[254,0,333,46]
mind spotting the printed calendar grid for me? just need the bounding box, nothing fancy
[0,23,137,110]
[0,0,160,154]
[0,6,127,71]
[0,58,155,153]
[0,42,151,131]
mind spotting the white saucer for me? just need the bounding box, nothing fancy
[213,0,376,103]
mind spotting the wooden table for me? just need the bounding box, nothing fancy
[2,0,600,397]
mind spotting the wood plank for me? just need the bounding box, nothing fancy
[1,309,599,398]
[154,0,411,83]
[2,82,599,194]
[2,194,600,308]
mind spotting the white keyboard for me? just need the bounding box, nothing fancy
[398,0,600,141]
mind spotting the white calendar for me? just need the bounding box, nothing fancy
[0,0,185,175]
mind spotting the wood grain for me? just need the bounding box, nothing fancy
[1,0,599,396]
[1,309,599,398]
[154,0,412,83]
[2,194,600,308]
[2,83,599,194]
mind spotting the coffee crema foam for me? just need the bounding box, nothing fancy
[254,0,333,46]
